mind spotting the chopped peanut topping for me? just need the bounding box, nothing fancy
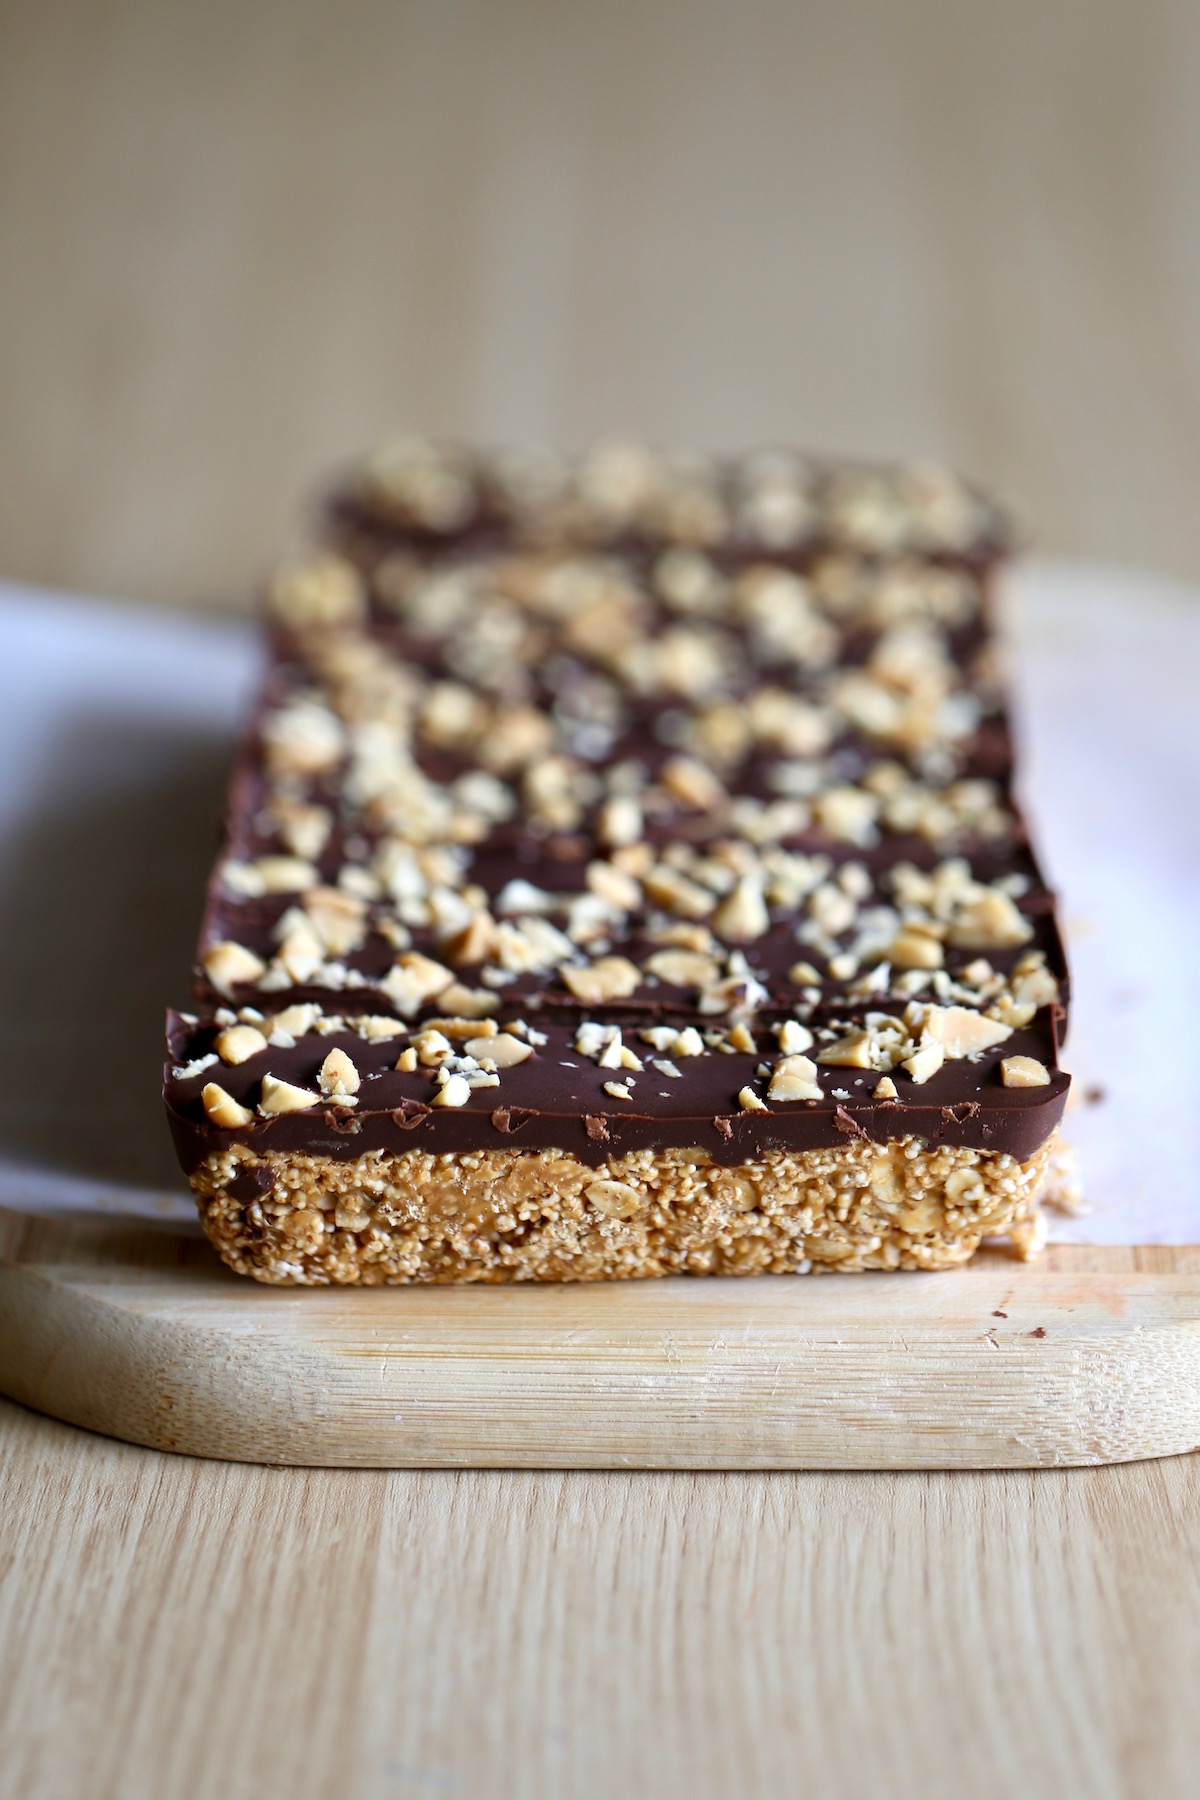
[660,756,726,810]
[768,1056,823,1102]
[269,554,365,628]
[902,1042,945,1085]
[643,864,715,920]
[467,1032,532,1067]
[380,953,455,1016]
[437,983,500,1018]
[816,1031,875,1070]
[597,795,642,849]
[947,890,1033,950]
[444,911,497,966]
[214,1024,268,1065]
[643,948,721,988]
[413,1029,453,1066]
[1000,1055,1051,1088]
[916,1004,1011,1057]
[560,956,642,1003]
[425,1016,496,1040]
[788,960,822,986]
[354,1015,406,1042]
[712,876,770,943]
[259,1073,321,1116]
[776,1020,814,1055]
[203,941,266,998]
[201,1082,255,1129]
[303,887,367,957]
[586,860,642,910]
[319,1047,360,1100]
[888,927,944,971]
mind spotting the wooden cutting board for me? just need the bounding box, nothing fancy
[2,1205,1198,1470]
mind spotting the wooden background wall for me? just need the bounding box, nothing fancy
[3,0,1200,607]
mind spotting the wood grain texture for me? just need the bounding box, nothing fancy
[3,1208,1200,1472]
[4,6,1200,1786]
[4,1390,1200,1800]
[4,0,1200,606]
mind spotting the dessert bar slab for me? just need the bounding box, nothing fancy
[163,443,1071,1283]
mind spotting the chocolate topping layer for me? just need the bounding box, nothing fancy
[165,1013,1067,1174]
[164,441,1069,1176]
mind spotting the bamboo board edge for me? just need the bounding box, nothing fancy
[2,1207,1199,1470]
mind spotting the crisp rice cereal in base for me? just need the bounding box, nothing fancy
[191,1130,1061,1285]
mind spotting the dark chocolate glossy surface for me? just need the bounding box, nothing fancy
[164,445,1068,1174]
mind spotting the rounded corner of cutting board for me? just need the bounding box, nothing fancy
[2,1208,1199,1470]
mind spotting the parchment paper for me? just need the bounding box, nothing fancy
[0,566,1195,1243]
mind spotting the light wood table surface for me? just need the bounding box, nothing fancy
[5,1395,1200,1799]
[3,3,1200,1794]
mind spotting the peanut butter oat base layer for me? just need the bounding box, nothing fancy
[191,1130,1061,1285]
